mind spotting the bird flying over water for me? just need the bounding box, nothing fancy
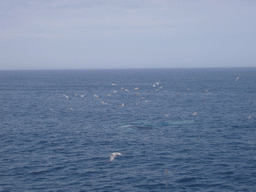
[109,152,122,162]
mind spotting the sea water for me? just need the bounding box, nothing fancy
[0,68,255,191]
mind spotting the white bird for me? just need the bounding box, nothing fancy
[63,94,69,100]
[101,101,107,105]
[109,152,122,162]
[134,87,139,91]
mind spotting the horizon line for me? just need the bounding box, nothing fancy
[1,66,255,71]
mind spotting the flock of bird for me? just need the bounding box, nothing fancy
[53,77,244,162]
[61,80,165,110]
[58,79,202,120]
[56,81,173,162]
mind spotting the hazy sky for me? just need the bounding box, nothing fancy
[1,0,255,70]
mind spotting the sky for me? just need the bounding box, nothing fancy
[0,0,255,70]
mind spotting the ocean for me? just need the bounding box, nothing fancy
[0,68,255,191]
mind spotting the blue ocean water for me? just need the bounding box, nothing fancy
[0,68,255,191]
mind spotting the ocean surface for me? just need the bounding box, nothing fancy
[0,68,256,191]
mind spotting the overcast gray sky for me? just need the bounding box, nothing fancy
[1,0,255,70]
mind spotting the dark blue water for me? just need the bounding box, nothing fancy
[0,68,256,191]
